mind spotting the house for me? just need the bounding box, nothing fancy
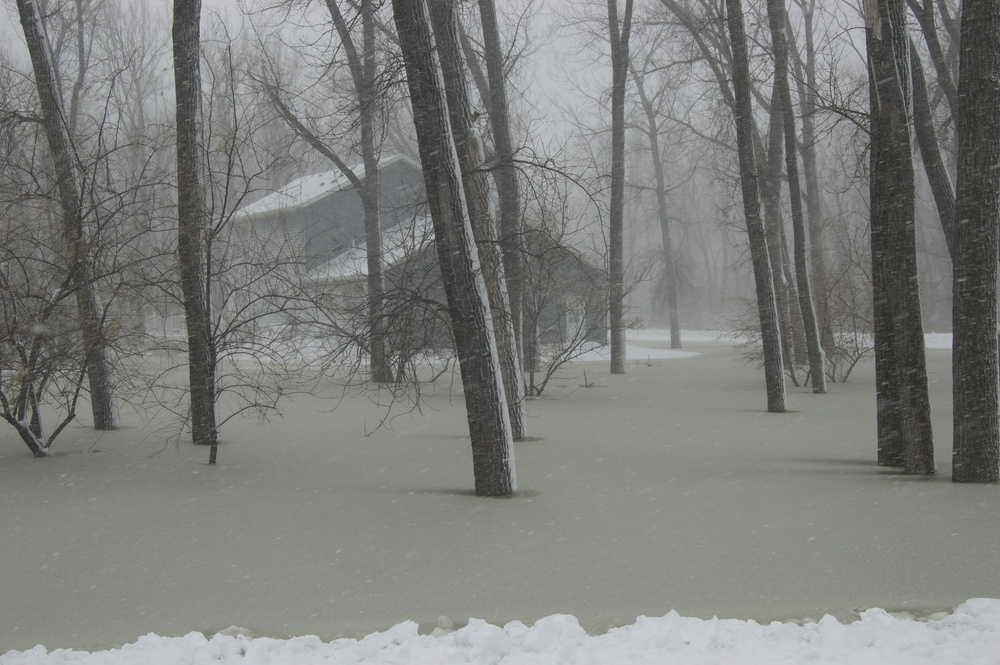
[235,154,426,270]
[229,155,608,365]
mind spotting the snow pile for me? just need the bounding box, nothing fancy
[626,329,728,343]
[574,343,700,362]
[571,329,710,362]
[924,333,953,349]
[5,600,1000,665]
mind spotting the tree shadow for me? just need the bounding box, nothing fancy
[387,487,542,499]
[777,456,945,479]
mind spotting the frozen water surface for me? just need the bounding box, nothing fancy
[1,331,998,663]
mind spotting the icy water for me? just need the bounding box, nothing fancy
[1,335,997,653]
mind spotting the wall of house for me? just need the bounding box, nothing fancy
[250,158,428,270]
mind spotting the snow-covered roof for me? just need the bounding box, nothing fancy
[308,215,434,282]
[237,154,415,218]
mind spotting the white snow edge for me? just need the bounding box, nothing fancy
[4,600,1000,665]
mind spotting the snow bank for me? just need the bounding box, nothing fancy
[626,329,729,343]
[924,333,953,350]
[4,600,1000,665]
[571,329,713,362]
[573,343,700,362]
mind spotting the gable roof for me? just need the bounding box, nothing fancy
[307,215,435,283]
[237,154,419,219]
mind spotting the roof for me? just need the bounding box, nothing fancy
[308,215,435,283]
[236,154,417,218]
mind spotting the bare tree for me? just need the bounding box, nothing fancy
[866,0,934,473]
[392,0,516,496]
[951,0,1000,483]
[905,0,958,118]
[606,0,633,375]
[628,31,682,349]
[0,190,90,456]
[788,0,836,355]
[909,39,956,259]
[478,0,526,370]
[656,0,799,391]
[322,0,391,384]
[724,0,786,413]
[428,0,528,441]
[173,0,218,461]
[767,0,826,392]
[15,0,117,431]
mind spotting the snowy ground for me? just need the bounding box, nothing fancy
[2,330,998,663]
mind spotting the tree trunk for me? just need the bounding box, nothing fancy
[767,0,826,393]
[725,0,786,413]
[173,0,218,460]
[866,0,934,474]
[392,0,515,496]
[761,82,799,380]
[478,0,525,370]
[16,0,117,431]
[952,0,1000,483]
[325,0,390,384]
[910,41,957,259]
[632,72,681,349]
[790,0,835,357]
[906,0,959,118]
[359,1,389,385]
[606,0,633,375]
[428,0,527,441]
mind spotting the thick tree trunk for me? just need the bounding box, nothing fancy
[478,0,525,370]
[767,0,826,393]
[173,0,218,460]
[725,0,786,413]
[952,0,1000,483]
[16,0,117,431]
[428,0,527,441]
[606,0,633,375]
[866,0,934,474]
[392,0,515,496]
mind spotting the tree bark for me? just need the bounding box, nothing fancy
[725,0,786,413]
[325,0,390,384]
[952,0,1000,483]
[866,0,934,474]
[767,0,826,393]
[761,79,800,378]
[910,41,957,259]
[478,0,525,371]
[16,0,117,431]
[607,0,633,375]
[906,0,959,118]
[173,0,218,460]
[428,0,527,441]
[392,0,516,496]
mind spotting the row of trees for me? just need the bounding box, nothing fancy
[2,0,560,495]
[2,0,997,487]
[582,0,996,481]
